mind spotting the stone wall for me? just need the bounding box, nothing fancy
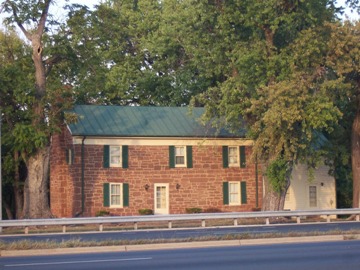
[50,128,262,217]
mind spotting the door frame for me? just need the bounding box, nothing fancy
[154,183,169,215]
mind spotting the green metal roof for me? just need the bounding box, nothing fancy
[67,105,244,138]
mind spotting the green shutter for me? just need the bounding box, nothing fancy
[186,146,193,168]
[103,183,110,207]
[222,146,229,168]
[223,182,229,205]
[122,145,129,168]
[241,181,247,204]
[123,183,129,207]
[103,145,110,168]
[240,146,246,168]
[169,146,175,168]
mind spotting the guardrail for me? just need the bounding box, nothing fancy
[1,209,359,234]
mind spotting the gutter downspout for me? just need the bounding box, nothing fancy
[81,136,86,215]
[255,156,259,209]
[76,136,86,217]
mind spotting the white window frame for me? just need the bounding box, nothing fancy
[110,183,123,208]
[229,181,241,205]
[110,145,122,167]
[175,146,187,167]
[228,146,239,167]
[67,149,73,165]
[309,186,317,207]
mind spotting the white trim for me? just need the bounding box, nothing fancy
[109,183,123,208]
[228,181,241,206]
[175,146,187,167]
[228,146,240,167]
[72,136,253,146]
[109,145,122,168]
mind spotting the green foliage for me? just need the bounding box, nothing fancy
[95,210,110,217]
[265,158,291,194]
[185,208,203,214]
[138,209,154,215]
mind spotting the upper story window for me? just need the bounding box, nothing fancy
[103,145,129,168]
[228,146,239,167]
[169,146,193,168]
[175,146,186,167]
[223,146,246,168]
[110,146,122,167]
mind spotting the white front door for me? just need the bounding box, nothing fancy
[154,184,169,215]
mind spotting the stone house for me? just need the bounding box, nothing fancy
[50,105,262,217]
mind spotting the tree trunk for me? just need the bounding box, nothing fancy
[262,167,292,211]
[352,105,360,208]
[13,151,24,219]
[23,147,52,218]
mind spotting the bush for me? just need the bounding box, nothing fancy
[95,210,110,217]
[138,209,153,215]
[186,207,202,214]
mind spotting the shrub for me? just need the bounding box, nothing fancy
[186,207,202,214]
[95,210,110,217]
[138,209,154,215]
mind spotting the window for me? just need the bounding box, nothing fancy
[309,186,317,207]
[223,181,247,205]
[228,147,239,167]
[66,149,74,165]
[175,146,186,167]
[103,145,129,168]
[110,183,122,207]
[229,182,240,205]
[169,146,193,168]
[222,146,246,168]
[110,146,121,167]
[103,183,129,208]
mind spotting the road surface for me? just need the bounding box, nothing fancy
[1,240,360,269]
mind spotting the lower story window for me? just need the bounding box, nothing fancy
[223,181,247,205]
[110,183,122,207]
[103,182,129,208]
[229,182,240,205]
[309,186,317,207]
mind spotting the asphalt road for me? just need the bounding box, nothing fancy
[1,240,360,270]
[1,221,360,243]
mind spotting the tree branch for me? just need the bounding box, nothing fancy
[8,1,32,41]
[37,0,51,36]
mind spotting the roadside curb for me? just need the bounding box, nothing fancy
[0,235,349,257]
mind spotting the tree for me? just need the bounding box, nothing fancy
[0,29,33,219]
[1,0,72,218]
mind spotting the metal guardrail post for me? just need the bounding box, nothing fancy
[62,225,66,233]
[266,218,270,225]
[168,221,172,229]
[297,216,301,224]
[201,220,206,227]
[234,218,238,226]
[357,215,360,222]
[99,224,103,232]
